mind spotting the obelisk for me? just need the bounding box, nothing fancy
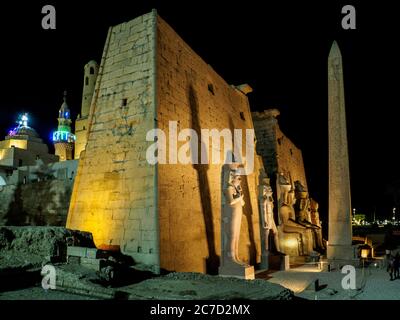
[327,41,353,261]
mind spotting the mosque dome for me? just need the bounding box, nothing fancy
[6,113,40,139]
[13,126,39,138]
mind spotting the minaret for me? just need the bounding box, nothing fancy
[74,60,99,159]
[53,91,75,161]
[327,41,353,261]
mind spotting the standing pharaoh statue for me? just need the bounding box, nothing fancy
[225,169,245,265]
[309,198,326,251]
[258,171,281,268]
[219,163,255,279]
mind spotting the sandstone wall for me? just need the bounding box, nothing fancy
[253,111,307,189]
[252,113,279,177]
[156,16,262,274]
[67,12,159,270]
[275,126,308,189]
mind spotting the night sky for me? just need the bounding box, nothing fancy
[0,1,398,224]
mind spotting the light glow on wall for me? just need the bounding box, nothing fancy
[7,139,28,150]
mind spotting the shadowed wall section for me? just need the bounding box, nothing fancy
[157,15,262,273]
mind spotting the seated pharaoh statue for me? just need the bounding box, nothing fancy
[293,180,323,253]
[277,173,313,256]
[293,181,313,226]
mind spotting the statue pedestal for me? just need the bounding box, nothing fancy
[327,246,359,270]
[327,244,355,261]
[260,252,290,271]
[268,253,290,271]
[219,262,255,280]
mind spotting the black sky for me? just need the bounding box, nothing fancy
[0,1,398,223]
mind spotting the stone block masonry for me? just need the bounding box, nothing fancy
[67,11,264,274]
[252,110,308,190]
[67,11,159,271]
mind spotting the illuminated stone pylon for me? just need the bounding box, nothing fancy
[67,11,265,274]
[327,41,353,261]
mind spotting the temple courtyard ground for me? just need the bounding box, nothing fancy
[0,226,397,300]
[0,263,398,300]
[263,263,400,300]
